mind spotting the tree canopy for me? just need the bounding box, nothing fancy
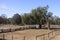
[0,6,60,26]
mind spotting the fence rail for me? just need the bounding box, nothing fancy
[0,26,60,40]
[36,30,60,40]
[0,30,60,40]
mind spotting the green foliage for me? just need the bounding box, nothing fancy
[22,6,48,25]
[0,5,60,26]
[0,14,11,24]
[48,15,60,25]
[12,13,22,25]
[0,16,4,24]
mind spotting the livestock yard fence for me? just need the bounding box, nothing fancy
[0,30,60,40]
[36,30,60,40]
[0,25,60,40]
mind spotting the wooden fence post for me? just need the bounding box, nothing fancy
[48,33,50,40]
[3,33,5,40]
[10,28,11,32]
[2,29,3,33]
[48,33,49,38]
[36,36,37,40]
[43,34,45,40]
[23,36,25,40]
[12,32,13,40]
[52,31,53,36]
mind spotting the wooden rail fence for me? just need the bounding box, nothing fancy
[0,30,60,40]
[36,30,60,40]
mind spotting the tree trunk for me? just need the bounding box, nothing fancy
[39,24,42,29]
[48,21,50,29]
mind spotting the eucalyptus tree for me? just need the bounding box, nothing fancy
[12,13,22,25]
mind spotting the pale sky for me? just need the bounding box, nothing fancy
[0,0,60,18]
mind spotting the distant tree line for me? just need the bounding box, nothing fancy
[0,6,60,27]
